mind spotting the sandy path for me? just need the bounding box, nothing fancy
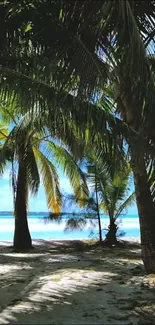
[0,239,155,324]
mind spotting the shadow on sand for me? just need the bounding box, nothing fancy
[0,240,154,325]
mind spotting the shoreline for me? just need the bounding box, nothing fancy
[0,237,141,248]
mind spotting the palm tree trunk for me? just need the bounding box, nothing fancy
[13,162,32,250]
[105,219,118,246]
[118,92,155,273]
[95,167,102,243]
[131,148,155,273]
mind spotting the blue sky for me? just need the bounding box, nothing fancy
[0,168,138,215]
[0,168,71,212]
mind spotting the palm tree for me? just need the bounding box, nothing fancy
[0,127,61,249]
[1,0,155,271]
[61,159,134,245]
[0,116,89,250]
[87,163,135,246]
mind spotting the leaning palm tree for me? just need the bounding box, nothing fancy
[87,164,135,246]
[0,116,89,250]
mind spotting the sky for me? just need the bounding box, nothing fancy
[0,168,71,212]
[0,168,138,215]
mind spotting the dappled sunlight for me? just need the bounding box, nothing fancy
[45,254,79,263]
[0,267,119,324]
[27,268,118,304]
[0,240,155,324]
[1,252,46,259]
[0,264,22,274]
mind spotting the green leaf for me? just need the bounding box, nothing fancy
[9,8,14,13]
[25,23,33,33]
[59,9,63,20]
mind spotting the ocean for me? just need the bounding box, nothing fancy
[0,214,140,241]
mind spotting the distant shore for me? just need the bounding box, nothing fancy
[0,214,141,241]
[0,237,140,247]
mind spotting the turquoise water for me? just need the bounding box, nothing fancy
[0,214,140,241]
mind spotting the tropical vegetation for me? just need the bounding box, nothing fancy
[50,160,135,246]
[0,1,154,273]
[87,163,135,246]
[0,110,88,249]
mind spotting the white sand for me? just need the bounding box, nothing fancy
[0,239,154,325]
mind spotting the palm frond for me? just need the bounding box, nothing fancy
[87,159,132,219]
[34,148,62,213]
[43,141,89,205]
[65,217,87,231]
[0,134,14,175]
[114,191,135,220]
[0,125,8,141]
[24,141,40,196]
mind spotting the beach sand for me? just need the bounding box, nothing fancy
[0,238,154,325]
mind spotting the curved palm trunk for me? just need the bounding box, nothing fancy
[118,92,155,273]
[13,162,32,250]
[131,150,155,273]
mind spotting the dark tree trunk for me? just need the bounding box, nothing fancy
[95,167,102,243]
[131,149,155,273]
[13,162,32,250]
[104,219,118,246]
[118,92,155,273]
[97,210,102,244]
